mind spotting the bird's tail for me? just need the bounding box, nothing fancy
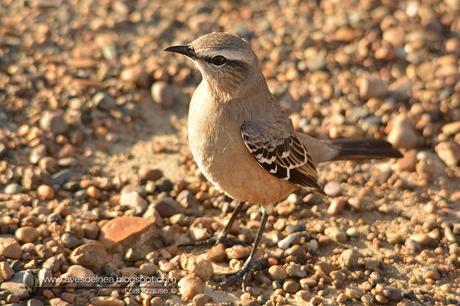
[326,138,402,161]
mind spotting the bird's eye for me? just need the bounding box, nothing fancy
[211,55,226,66]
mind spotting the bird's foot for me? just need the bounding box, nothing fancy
[213,257,267,290]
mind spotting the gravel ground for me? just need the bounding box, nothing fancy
[1,0,459,305]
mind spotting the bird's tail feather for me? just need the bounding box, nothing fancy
[327,138,402,161]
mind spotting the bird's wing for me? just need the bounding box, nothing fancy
[241,119,324,194]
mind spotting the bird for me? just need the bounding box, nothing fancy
[165,32,402,287]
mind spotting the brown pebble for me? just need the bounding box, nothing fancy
[87,186,102,199]
[37,184,54,200]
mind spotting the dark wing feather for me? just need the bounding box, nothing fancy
[241,120,323,194]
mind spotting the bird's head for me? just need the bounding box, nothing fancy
[165,32,264,100]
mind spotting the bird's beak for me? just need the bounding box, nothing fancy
[164,45,196,58]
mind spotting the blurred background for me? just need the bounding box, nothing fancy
[0,0,459,305]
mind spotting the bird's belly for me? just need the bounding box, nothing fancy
[189,130,296,205]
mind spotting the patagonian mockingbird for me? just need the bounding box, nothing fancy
[165,32,402,287]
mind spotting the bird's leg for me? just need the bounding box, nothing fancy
[214,205,268,289]
[179,200,247,248]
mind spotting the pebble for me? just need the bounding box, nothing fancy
[69,242,110,272]
[0,236,22,259]
[89,297,124,306]
[177,190,198,208]
[340,249,361,268]
[139,263,157,275]
[152,197,182,218]
[0,262,15,280]
[93,92,116,111]
[15,227,40,243]
[99,216,158,254]
[151,81,174,109]
[346,286,364,300]
[37,184,54,200]
[324,226,347,243]
[180,254,214,281]
[278,232,306,249]
[119,192,148,215]
[283,280,300,293]
[382,286,402,301]
[225,245,250,260]
[327,197,347,215]
[268,265,288,280]
[359,76,388,99]
[178,275,205,301]
[435,141,460,167]
[39,111,68,134]
[388,115,419,149]
[206,243,226,262]
[323,181,342,197]
[27,299,45,306]
[0,281,29,299]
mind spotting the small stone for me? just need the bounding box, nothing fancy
[375,294,389,304]
[278,232,305,249]
[324,181,341,197]
[89,296,124,306]
[139,263,157,275]
[410,233,432,247]
[389,77,412,100]
[225,245,250,260]
[346,286,364,299]
[177,190,197,208]
[153,197,181,218]
[120,192,148,215]
[60,232,80,249]
[60,265,95,286]
[139,167,163,183]
[441,121,460,136]
[324,226,347,243]
[386,232,403,244]
[99,216,159,256]
[286,263,307,278]
[283,280,300,293]
[37,184,54,200]
[397,150,417,172]
[120,66,149,87]
[327,197,347,215]
[0,281,29,299]
[49,298,71,306]
[29,145,47,164]
[0,236,22,259]
[87,186,102,199]
[359,76,388,99]
[0,262,14,280]
[192,293,212,306]
[27,299,45,306]
[382,286,402,301]
[314,262,334,275]
[285,245,308,262]
[69,242,110,272]
[435,141,460,167]
[340,249,361,268]
[40,111,68,134]
[424,269,441,280]
[189,226,210,241]
[93,92,116,111]
[180,254,214,281]
[268,265,288,280]
[178,275,204,301]
[0,143,5,157]
[275,200,296,216]
[151,81,174,109]
[388,115,419,149]
[337,293,347,303]
[15,227,40,243]
[206,243,226,262]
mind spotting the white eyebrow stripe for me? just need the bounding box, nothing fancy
[199,49,249,63]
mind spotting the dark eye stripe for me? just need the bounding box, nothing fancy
[201,56,247,69]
